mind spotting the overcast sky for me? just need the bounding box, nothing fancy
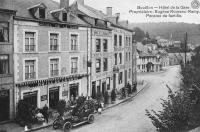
[53,0,200,24]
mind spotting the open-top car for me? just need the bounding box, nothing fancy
[53,99,96,132]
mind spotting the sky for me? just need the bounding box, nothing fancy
[53,0,200,24]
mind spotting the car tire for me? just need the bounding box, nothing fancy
[63,122,72,132]
[52,119,60,129]
[88,114,94,124]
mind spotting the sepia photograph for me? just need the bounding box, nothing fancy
[0,0,200,131]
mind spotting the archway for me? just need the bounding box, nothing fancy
[146,62,154,72]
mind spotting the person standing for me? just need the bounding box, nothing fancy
[42,104,49,123]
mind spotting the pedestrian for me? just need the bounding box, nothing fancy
[97,102,102,114]
[42,104,49,123]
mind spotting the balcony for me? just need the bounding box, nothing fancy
[50,70,59,77]
[50,45,59,51]
[25,72,36,80]
[25,45,36,52]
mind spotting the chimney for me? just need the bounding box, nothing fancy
[106,7,112,16]
[77,0,84,5]
[60,0,69,9]
[115,13,120,18]
[115,13,120,24]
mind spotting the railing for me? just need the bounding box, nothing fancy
[25,72,36,80]
[50,45,59,51]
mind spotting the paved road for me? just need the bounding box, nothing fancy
[39,65,181,132]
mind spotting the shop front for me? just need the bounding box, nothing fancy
[0,90,10,122]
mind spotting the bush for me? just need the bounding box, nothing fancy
[15,100,33,126]
[111,89,116,101]
[104,91,109,104]
[96,92,103,102]
[56,100,66,116]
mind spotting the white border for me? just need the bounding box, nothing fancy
[23,57,38,81]
[69,32,80,52]
[48,56,61,78]
[48,31,61,52]
[69,56,80,75]
[23,29,38,53]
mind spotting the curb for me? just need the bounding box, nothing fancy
[104,82,149,111]
[25,124,52,132]
[25,82,149,132]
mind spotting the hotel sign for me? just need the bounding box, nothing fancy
[92,29,112,37]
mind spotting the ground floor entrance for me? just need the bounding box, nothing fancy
[49,87,59,109]
[0,90,10,122]
[69,83,79,100]
[23,91,37,108]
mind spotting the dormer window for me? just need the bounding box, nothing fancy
[50,8,68,22]
[95,19,98,26]
[28,3,47,19]
[39,8,45,19]
[62,12,67,21]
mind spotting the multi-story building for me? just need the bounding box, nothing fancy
[71,0,113,98]
[0,0,16,122]
[105,7,135,91]
[14,0,89,110]
[137,43,162,72]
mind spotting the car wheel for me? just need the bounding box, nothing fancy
[52,119,60,129]
[88,114,94,124]
[63,122,72,132]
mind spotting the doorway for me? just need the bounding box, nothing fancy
[23,91,37,108]
[0,90,9,122]
[125,70,127,85]
[102,81,106,97]
[113,74,116,89]
[69,83,79,100]
[49,87,59,109]
[92,82,96,99]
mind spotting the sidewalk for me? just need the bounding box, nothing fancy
[0,82,148,132]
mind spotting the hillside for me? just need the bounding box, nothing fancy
[129,22,200,45]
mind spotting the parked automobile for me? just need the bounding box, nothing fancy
[53,99,95,132]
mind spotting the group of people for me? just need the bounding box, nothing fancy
[33,104,49,124]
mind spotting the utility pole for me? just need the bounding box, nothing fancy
[184,32,187,66]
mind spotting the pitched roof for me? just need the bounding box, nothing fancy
[74,1,106,21]
[14,0,89,26]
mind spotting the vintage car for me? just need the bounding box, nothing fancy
[53,99,96,132]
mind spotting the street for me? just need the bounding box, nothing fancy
[38,65,181,132]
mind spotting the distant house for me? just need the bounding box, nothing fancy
[137,43,162,72]
[173,41,182,48]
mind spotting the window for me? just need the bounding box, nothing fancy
[96,59,101,73]
[96,80,101,93]
[71,57,78,74]
[115,53,117,65]
[0,55,9,74]
[25,60,36,80]
[119,53,122,64]
[129,52,131,61]
[50,59,59,77]
[96,39,101,52]
[39,8,45,19]
[125,37,128,46]
[25,32,36,52]
[103,39,108,52]
[71,34,78,51]
[118,72,123,84]
[107,78,110,90]
[50,33,59,51]
[62,12,67,21]
[126,52,128,61]
[129,37,131,46]
[129,68,131,78]
[119,35,122,46]
[103,58,108,71]
[114,34,117,46]
[0,22,9,42]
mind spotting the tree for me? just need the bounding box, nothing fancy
[132,27,145,42]
[146,46,200,131]
[145,31,150,39]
